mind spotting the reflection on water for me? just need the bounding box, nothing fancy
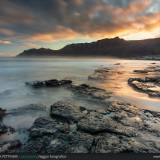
[0,57,159,111]
[97,60,160,111]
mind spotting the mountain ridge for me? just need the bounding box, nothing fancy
[17,37,160,57]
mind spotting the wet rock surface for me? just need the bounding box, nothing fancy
[0,108,14,135]
[88,68,111,80]
[133,66,160,74]
[128,77,160,97]
[0,140,21,154]
[69,84,112,100]
[26,79,72,88]
[26,79,112,100]
[0,108,6,118]
[0,108,19,154]
[21,100,160,153]
[88,66,124,81]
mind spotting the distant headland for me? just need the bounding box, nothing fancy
[17,37,160,58]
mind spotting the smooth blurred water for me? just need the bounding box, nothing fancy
[0,57,160,111]
[0,57,109,109]
[0,57,160,143]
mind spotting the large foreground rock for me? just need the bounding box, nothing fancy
[22,100,160,153]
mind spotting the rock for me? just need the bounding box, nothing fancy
[95,133,160,153]
[0,122,8,135]
[50,100,85,123]
[88,68,110,81]
[114,63,121,65]
[21,116,94,153]
[26,77,111,100]
[26,79,72,88]
[88,67,125,81]
[0,107,14,135]
[0,140,21,153]
[0,108,6,118]
[94,134,129,153]
[20,99,160,153]
[69,84,111,100]
[77,111,136,136]
[133,66,160,74]
[133,70,148,74]
[128,77,160,97]
[29,117,69,138]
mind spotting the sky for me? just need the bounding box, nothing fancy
[0,0,160,56]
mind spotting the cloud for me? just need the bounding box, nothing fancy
[0,0,159,42]
[0,40,11,45]
[30,26,78,42]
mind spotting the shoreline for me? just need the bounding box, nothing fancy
[1,69,160,153]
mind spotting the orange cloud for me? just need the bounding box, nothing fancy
[0,40,11,45]
[30,27,79,42]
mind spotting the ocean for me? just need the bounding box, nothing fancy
[0,57,160,143]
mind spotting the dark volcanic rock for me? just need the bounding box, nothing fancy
[88,67,124,81]
[88,68,110,81]
[133,70,148,74]
[0,108,6,118]
[0,140,21,153]
[50,101,84,123]
[0,107,14,135]
[26,79,72,88]
[128,77,160,97]
[133,66,160,74]
[26,78,111,100]
[22,116,94,153]
[22,100,160,153]
[69,84,112,100]
[0,122,8,135]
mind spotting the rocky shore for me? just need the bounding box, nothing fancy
[1,64,160,153]
[128,77,160,97]
[128,65,160,97]
[21,99,160,153]
[0,108,21,153]
[20,79,160,153]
